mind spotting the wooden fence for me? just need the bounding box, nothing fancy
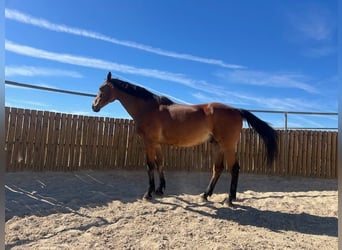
[4,107,338,178]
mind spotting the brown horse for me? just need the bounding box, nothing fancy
[92,72,277,205]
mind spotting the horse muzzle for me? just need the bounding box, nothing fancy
[92,104,101,112]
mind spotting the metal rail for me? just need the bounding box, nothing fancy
[5,80,96,97]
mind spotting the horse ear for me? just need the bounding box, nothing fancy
[107,72,112,81]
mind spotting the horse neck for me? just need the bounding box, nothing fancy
[115,89,155,121]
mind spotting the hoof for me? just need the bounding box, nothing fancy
[225,198,235,207]
[227,201,234,207]
[224,199,235,208]
[143,192,153,201]
[155,189,164,196]
[200,193,208,202]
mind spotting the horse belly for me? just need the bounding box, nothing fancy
[160,127,211,147]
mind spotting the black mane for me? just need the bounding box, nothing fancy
[110,78,175,105]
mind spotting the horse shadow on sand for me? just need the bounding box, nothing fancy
[157,195,337,238]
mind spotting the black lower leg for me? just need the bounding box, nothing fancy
[143,162,155,199]
[156,175,166,195]
[155,148,165,196]
[203,161,224,200]
[203,176,219,199]
[228,162,240,202]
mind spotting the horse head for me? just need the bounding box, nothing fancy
[92,72,116,112]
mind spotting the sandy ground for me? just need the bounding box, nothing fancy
[5,170,337,250]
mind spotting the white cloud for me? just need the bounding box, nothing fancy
[5,98,50,109]
[5,40,195,85]
[288,5,335,42]
[296,14,333,41]
[288,115,336,129]
[192,92,215,103]
[216,70,318,94]
[286,4,337,58]
[304,46,335,57]
[192,88,326,112]
[5,8,245,69]
[5,65,82,78]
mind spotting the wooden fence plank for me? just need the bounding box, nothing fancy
[326,132,332,178]
[35,111,45,171]
[112,119,122,168]
[307,131,313,177]
[6,108,16,170]
[76,115,84,170]
[53,112,62,171]
[5,107,12,169]
[45,111,54,170]
[57,114,70,171]
[316,132,322,177]
[12,109,24,171]
[63,113,73,170]
[96,117,105,169]
[122,119,130,168]
[74,115,84,170]
[20,109,31,170]
[37,111,47,170]
[303,130,310,177]
[321,132,327,178]
[81,115,91,168]
[287,131,294,176]
[68,114,77,170]
[107,118,116,168]
[331,132,337,177]
[24,109,34,171]
[276,130,283,176]
[5,107,10,142]
[88,116,98,169]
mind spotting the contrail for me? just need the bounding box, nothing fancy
[5,8,246,69]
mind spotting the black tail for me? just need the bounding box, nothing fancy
[239,109,278,165]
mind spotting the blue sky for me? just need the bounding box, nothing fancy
[5,1,338,129]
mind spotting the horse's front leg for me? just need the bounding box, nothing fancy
[143,145,157,200]
[143,159,156,200]
[155,146,165,196]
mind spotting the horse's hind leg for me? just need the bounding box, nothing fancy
[202,148,224,201]
[226,149,240,206]
[155,146,166,196]
[228,162,240,203]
